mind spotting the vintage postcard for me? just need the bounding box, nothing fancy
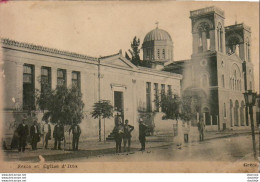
[0,1,259,173]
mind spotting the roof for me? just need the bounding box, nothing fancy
[1,38,98,62]
[143,28,172,42]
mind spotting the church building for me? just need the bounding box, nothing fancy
[164,6,256,130]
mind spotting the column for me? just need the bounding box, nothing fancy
[209,30,215,51]
[202,31,207,52]
[16,62,24,110]
[239,44,244,60]
[210,115,213,125]
[192,33,199,54]
[203,113,206,125]
[67,70,72,88]
[51,68,57,89]
[35,65,41,92]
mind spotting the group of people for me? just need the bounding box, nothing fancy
[14,117,81,152]
[113,117,148,153]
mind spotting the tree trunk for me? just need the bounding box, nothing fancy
[104,118,106,143]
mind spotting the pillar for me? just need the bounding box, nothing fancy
[192,33,199,54]
[210,115,213,125]
[16,62,23,109]
[67,70,72,88]
[51,68,57,89]
[202,31,207,52]
[35,65,41,92]
[209,30,216,51]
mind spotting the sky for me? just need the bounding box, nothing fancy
[0,1,259,89]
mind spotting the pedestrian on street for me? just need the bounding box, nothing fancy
[42,119,51,149]
[197,118,205,141]
[30,119,40,150]
[69,121,81,151]
[17,118,29,152]
[53,120,64,150]
[114,117,124,153]
[123,119,134,152]
[139,118,148,151]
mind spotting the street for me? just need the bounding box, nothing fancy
[3,131,259,162]
[70,134,259,162]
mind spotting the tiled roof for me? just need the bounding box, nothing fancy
[1,38,98,62]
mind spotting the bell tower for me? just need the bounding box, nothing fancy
[190,6,226,55]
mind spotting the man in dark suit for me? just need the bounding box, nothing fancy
[17,118,29,152]
[53,120,64,150]
[69,121,81,151]
[30,119,40,150]
[123,119,134,152]
[139,118,148,151]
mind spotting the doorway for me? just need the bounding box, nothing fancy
[114,91,124,125]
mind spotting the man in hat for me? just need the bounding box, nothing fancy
[53,120,64,150]
[138,118,148,151]
[30,119,40,150]
[17,118,29,152]
[114,117,124,153]
[69,121,81,151]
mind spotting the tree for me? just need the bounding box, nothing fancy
[128,36,141,66]
[36,85,85,125]
[91,100,114,142]
[160,93,181,121]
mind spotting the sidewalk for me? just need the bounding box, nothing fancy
[2,129,257,162]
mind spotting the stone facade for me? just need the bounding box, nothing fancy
[164,6,256,131]
[1,38,182,143]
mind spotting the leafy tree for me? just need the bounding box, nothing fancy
[128,36,141,66]
[180,95,202,125]
[35,78,52,112]
[160,93,181,121]
[91,100,114,142]
[36,85,85,125]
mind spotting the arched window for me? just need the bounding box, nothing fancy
[162,49,165,59]
[157,49,160,59]
[227,35,241,55]
[217,23,223,52]
[222,74,225,88]
[198,30,203,53]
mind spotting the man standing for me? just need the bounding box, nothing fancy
[53,120,64,150]
[139,118,148,151]
[30,119,40,150]
[197,118,205,141]
[17,118,29,152]
[123,119,134,152]
[69,121,81,151]
[42,119,51,149]
[114,117,124,153]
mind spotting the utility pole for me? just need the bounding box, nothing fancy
[98,58,101,142]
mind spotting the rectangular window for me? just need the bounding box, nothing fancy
[41,67,51,91]
[154,83,159,112]
[222,75,225,88]
[23,64,35,110]
[72,71,81,90]
[57,69,66,87]
[167,85,172,96]
[161,84,166,112]
[146,82,152,112]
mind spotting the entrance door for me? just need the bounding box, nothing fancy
[114,91,124,125]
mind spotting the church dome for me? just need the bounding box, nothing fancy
[143,28,172,42]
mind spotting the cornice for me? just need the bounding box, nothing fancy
[1,38,98,62]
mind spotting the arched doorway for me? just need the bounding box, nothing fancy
[240,101,245,126]
[234,100,239,126]
[203,107,210,125]
[230,100,233,127]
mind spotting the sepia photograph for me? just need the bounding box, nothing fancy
[0,1,259,173]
